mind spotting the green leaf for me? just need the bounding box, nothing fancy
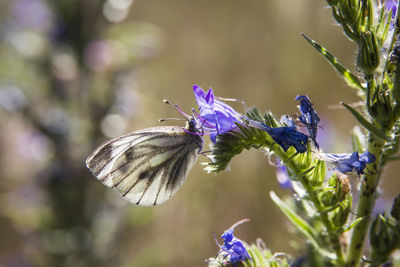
[341,102,391,141]
[351,126,366,153]
[269,191,336,260]
[297,148,313,169]
[301,33,364,91]
[366,0,373,31]
[378,214,400,233]
[376,7,391,46]
[388,156,400,161]
[308,160,325,187]
[332,195,352,227]
[340,217,364,234]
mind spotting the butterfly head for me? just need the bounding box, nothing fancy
[185,117,203,135]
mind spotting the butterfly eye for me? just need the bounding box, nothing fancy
[185,118,200,133]
[189,118,197,130]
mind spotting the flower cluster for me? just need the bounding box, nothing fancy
[201,0,400,265]
[215,219,251,265]
[188,86,381,266]
[190,85,314,153]
[189,87,377,177]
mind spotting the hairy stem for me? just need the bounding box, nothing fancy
[345,134,385,267]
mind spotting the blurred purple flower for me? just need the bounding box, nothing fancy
[2,254,32,267]
[373,197,391,217]
[10,0,52,32]
[295,95,320,150]
[17,130,53,161]
[385,0,398,30]
[276,164,293,190]
[249,120,308,153]
[193,85,242,143]
[84,41,113,72]
[318,151,376,174]
[385,0,398,18]
[0,85,27,112]
[216,219,251,264]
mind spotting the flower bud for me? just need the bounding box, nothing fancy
[320,173,350,207]
[391,194,400,220]
[308,160,325,187]
[320,188,338,208]
[370,91,393,129]
[332,195,352,227]
[357,32,380,75]
[369,214,399,262]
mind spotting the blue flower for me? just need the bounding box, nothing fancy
[295,95,320,150]
[385,0,397,19]
[385,0,398,29]
[276,164,293,190]
[318,151,376,174]
[216,219,251,264]
[193,85,242,143]
[249,120,308,153]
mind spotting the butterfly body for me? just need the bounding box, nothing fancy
[86,122,203,206]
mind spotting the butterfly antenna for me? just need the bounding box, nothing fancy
[199,151,213,162]
[191,108,215,128]
[163,99,191,119]
[159,118,186,122]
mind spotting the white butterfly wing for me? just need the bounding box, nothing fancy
[86,126,203,206]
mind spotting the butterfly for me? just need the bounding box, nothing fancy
[86,118,203,206]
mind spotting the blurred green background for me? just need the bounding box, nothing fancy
[0,0,399,266]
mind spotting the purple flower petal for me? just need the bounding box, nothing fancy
[276,164,293,190]
[385,0,398,18]
[192,85,242,143]
[359,151,376,164]
[295,95,320,150]
[318,151,376,174]
[249,120,308,153]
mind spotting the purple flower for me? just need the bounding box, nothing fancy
[318,151,376,174]
[249,120,308,153]
[216,219,251,264]
[385,0,398,19]
[10,0,53,32]
[193,85,242,143]
[276,164,293,190]
[385,0,398,30]
[295,95,320,150]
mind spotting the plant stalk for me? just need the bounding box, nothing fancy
[345,134,385,267]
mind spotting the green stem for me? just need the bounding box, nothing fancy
[345,134,385,267]
[366,75,375,116]
[275,149,345,264]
